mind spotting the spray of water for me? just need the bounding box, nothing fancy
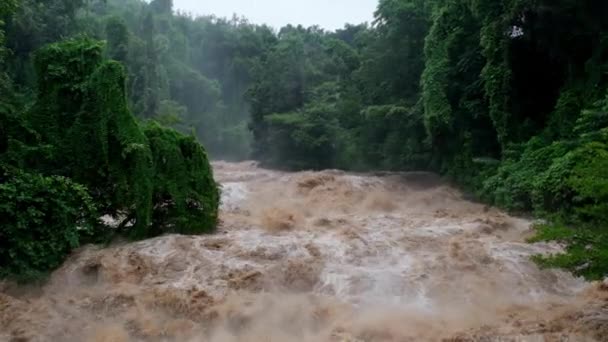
[1,161,606,341]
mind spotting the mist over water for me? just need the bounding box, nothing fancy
[1,162,607,341]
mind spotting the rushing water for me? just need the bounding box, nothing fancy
[1,161,606,341]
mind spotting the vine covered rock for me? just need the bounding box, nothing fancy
[25,38,219,239]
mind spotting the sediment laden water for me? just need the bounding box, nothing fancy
[1,161,607,341]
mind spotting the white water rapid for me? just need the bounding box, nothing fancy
[1,161,606,341]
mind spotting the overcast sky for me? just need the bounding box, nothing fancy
[173,0,379,31]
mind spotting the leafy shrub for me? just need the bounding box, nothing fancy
[481,140,568,212]
[144,121,219,235]
[0,171,97,280]
[481,96,608,279]
[565,142,608,224]
[530,222,608,281]
[482,95,608,221]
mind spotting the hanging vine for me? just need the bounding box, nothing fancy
[26,38,218,239]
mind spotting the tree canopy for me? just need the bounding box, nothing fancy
[1,34,218,278]
[245,0,608,279]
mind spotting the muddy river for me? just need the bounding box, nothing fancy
[1,161,606,341]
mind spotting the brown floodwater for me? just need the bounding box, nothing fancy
[1,161,607,341]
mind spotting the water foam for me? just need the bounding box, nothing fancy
[1,161,603,342]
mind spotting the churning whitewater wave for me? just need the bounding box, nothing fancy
[1,161,607,341]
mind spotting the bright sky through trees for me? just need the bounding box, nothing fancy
[173,0,378,30]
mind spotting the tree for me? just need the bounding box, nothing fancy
[0,0,17,91]
[27,38,219,238]
[150,0,172,15]
[105,15,129,62]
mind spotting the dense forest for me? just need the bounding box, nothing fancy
[1,0,607,280]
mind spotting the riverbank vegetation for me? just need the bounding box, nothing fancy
[247,0,608,280]
[1,1,219,280]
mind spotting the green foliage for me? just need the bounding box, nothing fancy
[81,60,154,238]
[530,222,608,281]
[480,94,608,278]
[154,99,186,127]
[0,0,18,123]
[482,91,608,220]
[1,35,220,280]
[245,0,608,279]
[481,140,569,212]
[360,0,429,104]
[0,0,18,61]
[29,38,105,145]
[144,121,219,234]
[23,38,219,240]
[0,109,52,172]
[105,16,129,62]
[0,171,97,281]
[263,105,338,170]
[421,1,457,139]
[3,0,277,160]
[567,143,608,223]
[25,39,219,238]
[28,38,154,238]
[481,138,608,224]
[248,4,432,171]
[0,0,18,18]
[248,27,339,166]
[4,0,88,85]
[357,104,430,171]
